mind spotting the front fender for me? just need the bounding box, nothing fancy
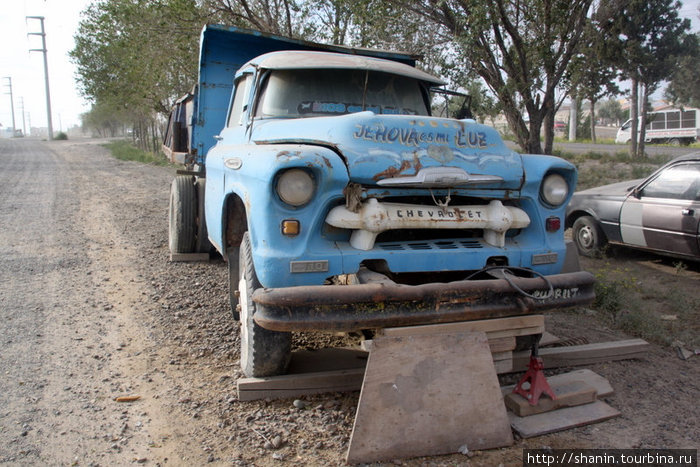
[207,143,349,285]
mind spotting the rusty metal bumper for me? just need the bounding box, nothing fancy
[251,271,595,332]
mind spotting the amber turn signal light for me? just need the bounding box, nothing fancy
[281,220,300,236]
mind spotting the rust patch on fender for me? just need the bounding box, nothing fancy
[373,154,423,182]
[373,159,412,181]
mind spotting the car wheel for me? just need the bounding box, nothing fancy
[572,216,607,258]
[168,176,196,254]
[238,232,291,377]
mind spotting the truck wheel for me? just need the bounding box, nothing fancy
[194,178,212,253]
[169,176,196,254]
[227,247,240,320]
[572,216,607,258]
[238,232,291,377]
[669,138,681,146]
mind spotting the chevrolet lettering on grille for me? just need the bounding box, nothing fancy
[326,198,530,250]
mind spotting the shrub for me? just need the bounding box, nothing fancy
[103,140,170,166]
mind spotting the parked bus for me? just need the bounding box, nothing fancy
[616,107,700,145]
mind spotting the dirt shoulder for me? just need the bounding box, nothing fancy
[0,138,697,466]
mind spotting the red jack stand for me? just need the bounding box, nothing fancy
[513,343,556,406]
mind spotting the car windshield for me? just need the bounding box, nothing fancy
[255,69,430,118]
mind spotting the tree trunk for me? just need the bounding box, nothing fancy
[543,107,555,155]
[638,84,650,158]
[502,107,534,153]
[590,99,597,144]
[526,116,544,154]
[629,78,638,157]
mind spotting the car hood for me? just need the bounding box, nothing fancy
[575,179,643,197]
[249,112,524,189]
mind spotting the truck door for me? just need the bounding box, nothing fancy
[620,162,700,256]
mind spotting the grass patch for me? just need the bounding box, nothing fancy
[553,137,617,145]
[103,140,171,166]
[588,264,699,347]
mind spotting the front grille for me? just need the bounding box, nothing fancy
[377,239,483,251]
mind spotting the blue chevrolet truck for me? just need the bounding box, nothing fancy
[163,25,595,377]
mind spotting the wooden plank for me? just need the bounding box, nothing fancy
[488,336,516,353]
[494,358,513,374]
[237,368,365,401]
[510,339,650,372]
[368,336,516,354]
[501,369,614,398]
[346,331,513,464]
[383,315,544,338]
[485,326,544,339]
[236,348,368,401]
[509,400,620,438]
[169,252,210,262]
[504,380,598,417]
[491,350,513,361]
[539,331,561,347]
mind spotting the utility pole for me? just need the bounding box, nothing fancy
[568,96,578,141]
[19,97,27,136]
[3,77,17,136]
[26,16,53,140]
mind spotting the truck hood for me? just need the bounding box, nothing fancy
[250,112,523,189]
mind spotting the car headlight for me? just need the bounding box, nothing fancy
[276,169,315,206]
[541,173,568,206]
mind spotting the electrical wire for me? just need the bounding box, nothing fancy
[465,265,554,300]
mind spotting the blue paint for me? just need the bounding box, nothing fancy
[182,26,578,290]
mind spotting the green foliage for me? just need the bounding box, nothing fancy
[597,98,627,126]
[71,0,204,117]
[578,114,592,140]
[592,266,638,320]
[103,140,170,166]
[664,32,700,108]
[381,0,593,155]
[54,132,68,140]
[596,0,693,157]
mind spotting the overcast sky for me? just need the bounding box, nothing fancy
[1,0,699,132]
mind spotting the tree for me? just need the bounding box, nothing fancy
[566,19,619,143]
[597,0,691,157]
[665,32,700,108]
[597,98,626,126]
[203,0,302,37]
[385,0,593,154]
[71,0,205,151]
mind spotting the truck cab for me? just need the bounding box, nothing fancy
[167,25,595,377]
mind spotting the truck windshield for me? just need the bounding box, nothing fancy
[255,69,430,118]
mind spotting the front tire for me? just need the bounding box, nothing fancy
[238,232,291,377]
[168,176,196,254]
[572,215,607,258]
[194,178,212,253]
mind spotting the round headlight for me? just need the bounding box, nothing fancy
[276,169,315,206]
[541,173,568,206]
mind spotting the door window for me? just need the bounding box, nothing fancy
[227,74,253,127]
[642,163,700,201]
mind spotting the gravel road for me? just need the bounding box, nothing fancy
[1,138,697,466]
